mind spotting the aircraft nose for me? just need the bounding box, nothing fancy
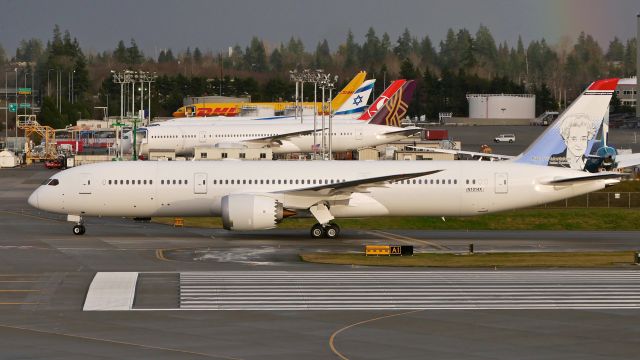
[28,190,39,209]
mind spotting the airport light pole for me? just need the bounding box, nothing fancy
[637,13,639,119]
[325,75,337,160]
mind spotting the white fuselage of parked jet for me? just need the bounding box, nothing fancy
[30,160,616,221]
[137,123,417,156]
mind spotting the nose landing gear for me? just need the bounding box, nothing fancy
[72,224,86,235]
[68,215,86,236]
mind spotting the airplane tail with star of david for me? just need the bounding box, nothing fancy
[367,80,416,126]
[333,79,375,117]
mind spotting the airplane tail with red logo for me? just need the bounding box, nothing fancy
[366,80,415,126]
[358,80,406,121]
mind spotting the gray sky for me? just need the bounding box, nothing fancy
[1,0,638,57]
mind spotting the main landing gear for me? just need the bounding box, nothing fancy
[310,223,340,239]
[68,215,85,236]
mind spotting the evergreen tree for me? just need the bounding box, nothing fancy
[270,48,283,71]
[113,40,128,63]
[394,28,413,59]
[314,39,332,69]
[193,47,203,64]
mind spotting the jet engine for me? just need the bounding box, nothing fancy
[221,194,284,231]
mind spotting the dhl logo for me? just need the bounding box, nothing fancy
[190,107,240,117]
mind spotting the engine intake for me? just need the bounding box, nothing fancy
[221,194,283,231]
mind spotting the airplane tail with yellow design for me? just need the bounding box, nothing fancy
[329,71,367,111]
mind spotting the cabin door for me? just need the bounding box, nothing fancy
[194,173,208,194]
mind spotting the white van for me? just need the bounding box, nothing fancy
[494,134,515,143]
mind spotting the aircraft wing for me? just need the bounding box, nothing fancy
[541,172,627,186]
[244,129,324,144]
[407,146,514,160]
[615,153,640,169]
[380,127,423,138]
[279,170,443,196]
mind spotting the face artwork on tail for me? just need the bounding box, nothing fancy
[548,114,597,170]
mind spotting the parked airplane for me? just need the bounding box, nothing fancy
[134,81,418,157]
[157,78,390,126]
[172,71,367,117]
[29,79,635,238]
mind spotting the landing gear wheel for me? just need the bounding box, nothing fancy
[325,223,340,239]
[73,225,86,236]
[310,223,325,239]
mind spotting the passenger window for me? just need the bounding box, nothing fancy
[138,180,141,185]
[161,180,164,185]
[173,180,176,185]
[472,179,476,184]
[108,180,112,185]
[178,180,182,185]
[150,180,153,185]
[126,180,130,185]
[436,180,439,184]
[213,180,217,185]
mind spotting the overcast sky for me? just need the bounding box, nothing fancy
[1,0,638,57]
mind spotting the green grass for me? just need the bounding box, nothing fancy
[153,207,640,231]
[300,251,639,268]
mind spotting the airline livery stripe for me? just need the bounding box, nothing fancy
[354,82,375,94]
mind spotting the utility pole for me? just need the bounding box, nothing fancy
[636,13,639,119]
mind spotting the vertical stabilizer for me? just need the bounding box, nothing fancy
[358,80,407,121]
[514,78,619,170]
[330,71,366,110]
[367,80,416,126]
[334,79,376,116]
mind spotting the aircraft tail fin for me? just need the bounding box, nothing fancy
[513,78,619,171]
[358,80,407,121]
[330,71,366,110]
[333,79,375,117]
[367,80,416,126]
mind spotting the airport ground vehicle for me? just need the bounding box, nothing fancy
[494,134,515,143]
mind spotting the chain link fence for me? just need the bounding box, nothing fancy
[541,192,640,208]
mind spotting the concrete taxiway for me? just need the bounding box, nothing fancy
[0,166,639,359]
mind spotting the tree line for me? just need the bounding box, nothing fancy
[0,25,637,129]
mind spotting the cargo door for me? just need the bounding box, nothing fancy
[495,173,508,194]
[194,173,207,194]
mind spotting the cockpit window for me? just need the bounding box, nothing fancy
[42,179,59,186]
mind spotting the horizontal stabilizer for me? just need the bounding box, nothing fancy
[615,153,640,169]
[542,172,626,185]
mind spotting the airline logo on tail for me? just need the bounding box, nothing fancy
[514,78,619,170]
[367,80,416,126]
[330,71,366,110]
[358,80,407,121]
[334,79,375,116]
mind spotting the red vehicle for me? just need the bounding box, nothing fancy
[45,158,64,169]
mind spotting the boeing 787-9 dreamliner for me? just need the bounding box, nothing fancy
[30,79,633,238]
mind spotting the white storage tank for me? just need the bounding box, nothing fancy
[467,94,535,119]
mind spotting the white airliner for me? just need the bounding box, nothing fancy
[134,81,418,157]
[29,78,631,238]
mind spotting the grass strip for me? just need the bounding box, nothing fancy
[153,208,640,231]
[300,251,639,268]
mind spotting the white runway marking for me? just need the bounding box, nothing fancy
[178,271,640,310]
[83,272,138,311]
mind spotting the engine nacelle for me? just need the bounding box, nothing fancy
[221,194,283,231]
